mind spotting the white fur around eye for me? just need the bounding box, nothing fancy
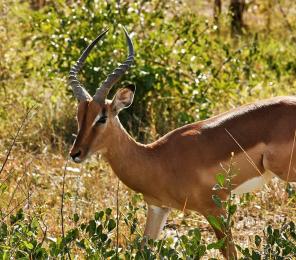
[92,114,103,127]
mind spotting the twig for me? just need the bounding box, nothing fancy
[14,159,33,207]
[287,129,296,184]
[0,168,15,187]
[213,45,247,78]
[155,25,210,82]
[213,0,222,33]
[151,60,193,81]
[200,45,247,98]
[39,215,48,247]
[61,161,68,238]
[40,224,48,246]
[157,232,168,257]
[116,179,120,259]
[1,192,33,222]
[175,230,186,256]
[60,159,71,260]
[225,128,263,176]
[0,107,35,175]
[6,167,28,211]
[121,210,143,236]
[179,25,209,62]
[26,179,32,217]
[277,0,294,34]
[30,210,48,247]
[182,196,188,214]
[173,197,188,257]
[74,175,80,215]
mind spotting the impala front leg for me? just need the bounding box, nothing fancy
[143,205,170,241]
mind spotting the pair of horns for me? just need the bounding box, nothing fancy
[68,27,134,103]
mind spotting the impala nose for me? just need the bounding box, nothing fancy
[70,150,82,163]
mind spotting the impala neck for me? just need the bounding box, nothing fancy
[103,117,152,193]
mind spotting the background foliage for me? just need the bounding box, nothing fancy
[2,0,296,149]
[1,0,296,258]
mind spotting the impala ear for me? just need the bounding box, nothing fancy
[111,84,135,114]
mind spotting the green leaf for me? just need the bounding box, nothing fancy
[207,237,225,250]
[188,228,202,242]
[105,208,112,216]
[228,205,237,215]
[207,215,222,232]
[107,219,116,231]
[76,239,85,249]
[215,173,225,187]
[100,233,108,242]
[251,251,260,260]
[73,213,79,223]
[286,183,296,198]
[131,218,137,234]
[86,220,96,236]
[212,194,222,208]
[0,184,7,194]
[267,225,273,236]
[24,241,34,250]
[255,235,261,247]
[95,211,104,220]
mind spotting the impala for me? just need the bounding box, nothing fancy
[69,27,296,259]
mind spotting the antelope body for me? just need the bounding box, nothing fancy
[69,28,296,258]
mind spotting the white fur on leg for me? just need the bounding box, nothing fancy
[143,205,170,240]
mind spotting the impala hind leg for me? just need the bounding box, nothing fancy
[143,205,170,241]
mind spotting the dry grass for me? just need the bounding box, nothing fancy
[1,138,295,258]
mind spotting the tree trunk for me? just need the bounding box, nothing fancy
[266,0,272,32]
[229,0,245,37]
[30,0,46,10]
[213,0,222,33]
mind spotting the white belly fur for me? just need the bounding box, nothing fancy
[232,171,275,195]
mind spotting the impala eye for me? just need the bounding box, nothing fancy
[95,115,107,125]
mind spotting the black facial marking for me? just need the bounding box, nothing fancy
[95,108,107,125]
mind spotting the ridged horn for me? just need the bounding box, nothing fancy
[69,29,109,101]
[93,27,134,104]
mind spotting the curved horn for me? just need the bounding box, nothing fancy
[69,29,109,101]
[93,27,134,104]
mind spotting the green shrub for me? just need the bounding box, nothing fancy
[1,206,296,259]
[2,0,296,150]
[239,221,296,259]
[0,209,48,259]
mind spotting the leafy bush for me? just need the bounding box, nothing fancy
[2,0,296,149]
[0,207,204,259]
[0,209,48,259]
[1,206,296,259]
[239,222,296,259]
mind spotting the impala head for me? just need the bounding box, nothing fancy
[69,27,135,163]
